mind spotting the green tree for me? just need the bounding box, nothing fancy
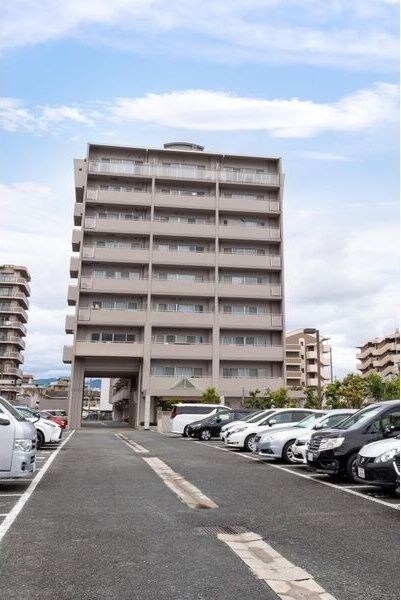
[365,373,385,400]
[324,380,346,408]
[383,375,400,400]
[244,388,270,409]
[341,374,367,408]
[270,387,291,408]
[303,387,320,409]
[201,387,220,404]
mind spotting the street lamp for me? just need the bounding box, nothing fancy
[304,328,322,406]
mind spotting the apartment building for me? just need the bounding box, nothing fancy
[357,332,400,379]
[286,329,331,394]
[63,142,285,428]
[0,265,30,402]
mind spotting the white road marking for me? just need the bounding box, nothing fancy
[0,430,75,544]
[0,494,23,497]
[115,433,149,453]
[0,514,8,517]
[142,456,218,509]
[198,442,400,510]
[218,530,336,599]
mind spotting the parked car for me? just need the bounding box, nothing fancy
[306,400,400,482]
[0,396,37,479]
[39,410,67,429]
[15,406,62,449]
[225,408,319,452]
[220,409,272,441]
[355,436,400,491]
[253,411,327,463]
[46,409,68,419]
[393,452,400,495]
[292,409,356,463]
[169,403,232,436]
[188,409,257,440]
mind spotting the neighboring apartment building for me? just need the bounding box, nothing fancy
[63,142,285,429]
[357,332,400,379]
[286,329,331,394]
[0,265,30,402]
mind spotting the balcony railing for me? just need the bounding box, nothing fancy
[0,336,25,348]
[88,161,280,185]
[0,321,27,335]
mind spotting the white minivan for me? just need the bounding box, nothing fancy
[0,396,37,479]
[170,403,231,435]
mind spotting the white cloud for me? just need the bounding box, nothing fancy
[2,0,398,69]
[292,151,351,162]
[0,83,398,139]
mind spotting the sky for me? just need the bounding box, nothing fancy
[1,0,399,379]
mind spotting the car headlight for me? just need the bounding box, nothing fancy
[319,437,344,451]
[14,439,32,452]
[260,433,276,442]
[374,448,399,463]
[232,426,247,433]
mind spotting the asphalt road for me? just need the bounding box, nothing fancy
[0,428,399,600]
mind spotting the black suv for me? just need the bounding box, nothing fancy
[188,409,257,441]
[306,400,400,481]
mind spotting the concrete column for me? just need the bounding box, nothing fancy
[219,395,225,405]
[144,394,151,430]
[128,381,137,428]
[68,358,85,429]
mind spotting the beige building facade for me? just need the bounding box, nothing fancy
[357,332,400,379]
[286,329,331,394]
[63,142,285,428]
[0,265,30,402]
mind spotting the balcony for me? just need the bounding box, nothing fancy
[74,340,144,359]
[218,283,281,300]
[151,279,215,297]
[219,377,283,396]
[286,370,302,379]
[153,220,216,239]
[1,366,23,378]
[84,216,151,237]
[151,343,213,360]
[152,250,215,268]
[70,256,79,278]
[82,246,151,265]
[63,345,73,364]
[77,307,146,327]
[88,160,280,186]
[218,253,281,270]
[0,277,30,295]
[0,292,29,309]
[111,386,130,405]
[306,351,317,360]
[219,197,280,215]
[0,336,25,349]
[149,376,213,397]
[154,193,215,212]
[307,364,318,373]
[65,314,75,334]
[0,350,23,362]
[219,345,284,361]
[80,276,149,295]
[68,285,78,306]
[219,312,283,330]
[74,203,83,226]
[74,159,86,202]
[0,305,28,322]
[218,225,280,242]
[86,188,152,208]
[151,309,213,328]
[0,321,27,335]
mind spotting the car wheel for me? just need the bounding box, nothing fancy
[200,428,212,441]
[37,430,45,449]
[244,434,256,452]
[282,439,297,464]
[182,426,189,438]
[345,453,358,482]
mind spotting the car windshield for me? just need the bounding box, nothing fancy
[246,410,273,424]
[316,413,351,430]
[15,407,37,419]
[335,405,387,430]
[295,413,325,428]
[0,397,26,421]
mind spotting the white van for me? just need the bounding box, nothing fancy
[0,396,37,479]
[169,403,231,435]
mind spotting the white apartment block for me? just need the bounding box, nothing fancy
[357,332,400,379]
[63,142,285,428]
[286,329,331,393]
[0,265,30,403]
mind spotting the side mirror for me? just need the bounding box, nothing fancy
[33,416,41,423]
[383,425,397,437]
[269,419,277,426]
[314,423,323,430]
[216,417,221,423]
[0,417,11,426]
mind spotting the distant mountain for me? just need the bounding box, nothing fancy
[34,377,102,389]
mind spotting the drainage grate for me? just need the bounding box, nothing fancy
[195,525,248,535]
